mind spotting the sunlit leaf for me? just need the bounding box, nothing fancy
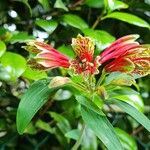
[35,19,58,34]
[0,52,26,81]
[103,12,150,29]
[62,14,89,30]
[54,0,68,11]
[0,41,6,57]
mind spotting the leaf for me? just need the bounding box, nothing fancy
[81,127,98,150]
[113,100,150,132]
[62,14,89,30]
[75,95,105,116]
[115,128,137,150]
[49,112,71,134]
[35,119,53,133]
[54,0,68,11]
[65,129,80,140]
[82,28,115,53]
[102,12,150,29]
[109,87,144,112]
[35,19,58,34]
[57,45,75,58]
[38,0,50,12]
[85,0,104,8]
[104,0,128,12]
[65,128,98,149]
[81,106,123,150]
[0,41,6,57]
[24,123,37,135]
[0,52,26,81]
[22,66,47,81]
[104,72,135,86]
[17,79,56,134]
[10,32,35,44]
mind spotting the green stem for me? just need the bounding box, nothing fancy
[92,10,105,29]
[71,124,86,150]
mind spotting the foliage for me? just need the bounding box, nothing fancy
[0,0,150,150]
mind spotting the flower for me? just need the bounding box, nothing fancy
[25,35,100,74]
[99,35,150,77]
[71,34,100,74]
[25,41,70,69]
[25,34,150,77]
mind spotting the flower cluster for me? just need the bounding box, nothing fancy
[25,34,150,77]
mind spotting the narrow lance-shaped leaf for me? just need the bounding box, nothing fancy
[113,100,150,132]
[17,79,57,134]
[81,105,123,150]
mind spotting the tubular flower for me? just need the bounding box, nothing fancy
[99,35,150,77]
[25,34,100,74]
[25,41,70,69]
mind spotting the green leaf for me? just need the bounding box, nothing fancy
[0,52,26,81]
[66,128,98,149]
[113,100,150,132]
[82,28,115,53]
[75,95,105,116]
[115,128,137,150]
[49,112,71,134]
[109,87,144,112]
[17,79,56,134]
[81,106,123,150]
[85,0,104,8]
[57,45,75,58]
[0,41,6,57]
[10,32,35,44]
[65,129,80,140]
[104,0,128,12]
[24,123,37,135]
[104,72,135,86]
[22,66,47,80]
[35,19,58,34]
[62,14,89,30]
[35,119,53,133]
[103,12,150,29]
[38,0,50,12]
[54,0,68,11]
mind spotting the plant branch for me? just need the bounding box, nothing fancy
[71,124,86,150]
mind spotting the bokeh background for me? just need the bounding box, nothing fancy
[0,0,150,149]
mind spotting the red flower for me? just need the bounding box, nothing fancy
[25,34,150,77]
[99,35,150,77]
[26,41,70,69]
[26,35,100,74]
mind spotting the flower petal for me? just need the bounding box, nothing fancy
[71,34,95,62]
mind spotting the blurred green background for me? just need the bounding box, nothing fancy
[0,0,150,149]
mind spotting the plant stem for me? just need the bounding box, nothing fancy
[71,124,86,150]
[92,11,105,29]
